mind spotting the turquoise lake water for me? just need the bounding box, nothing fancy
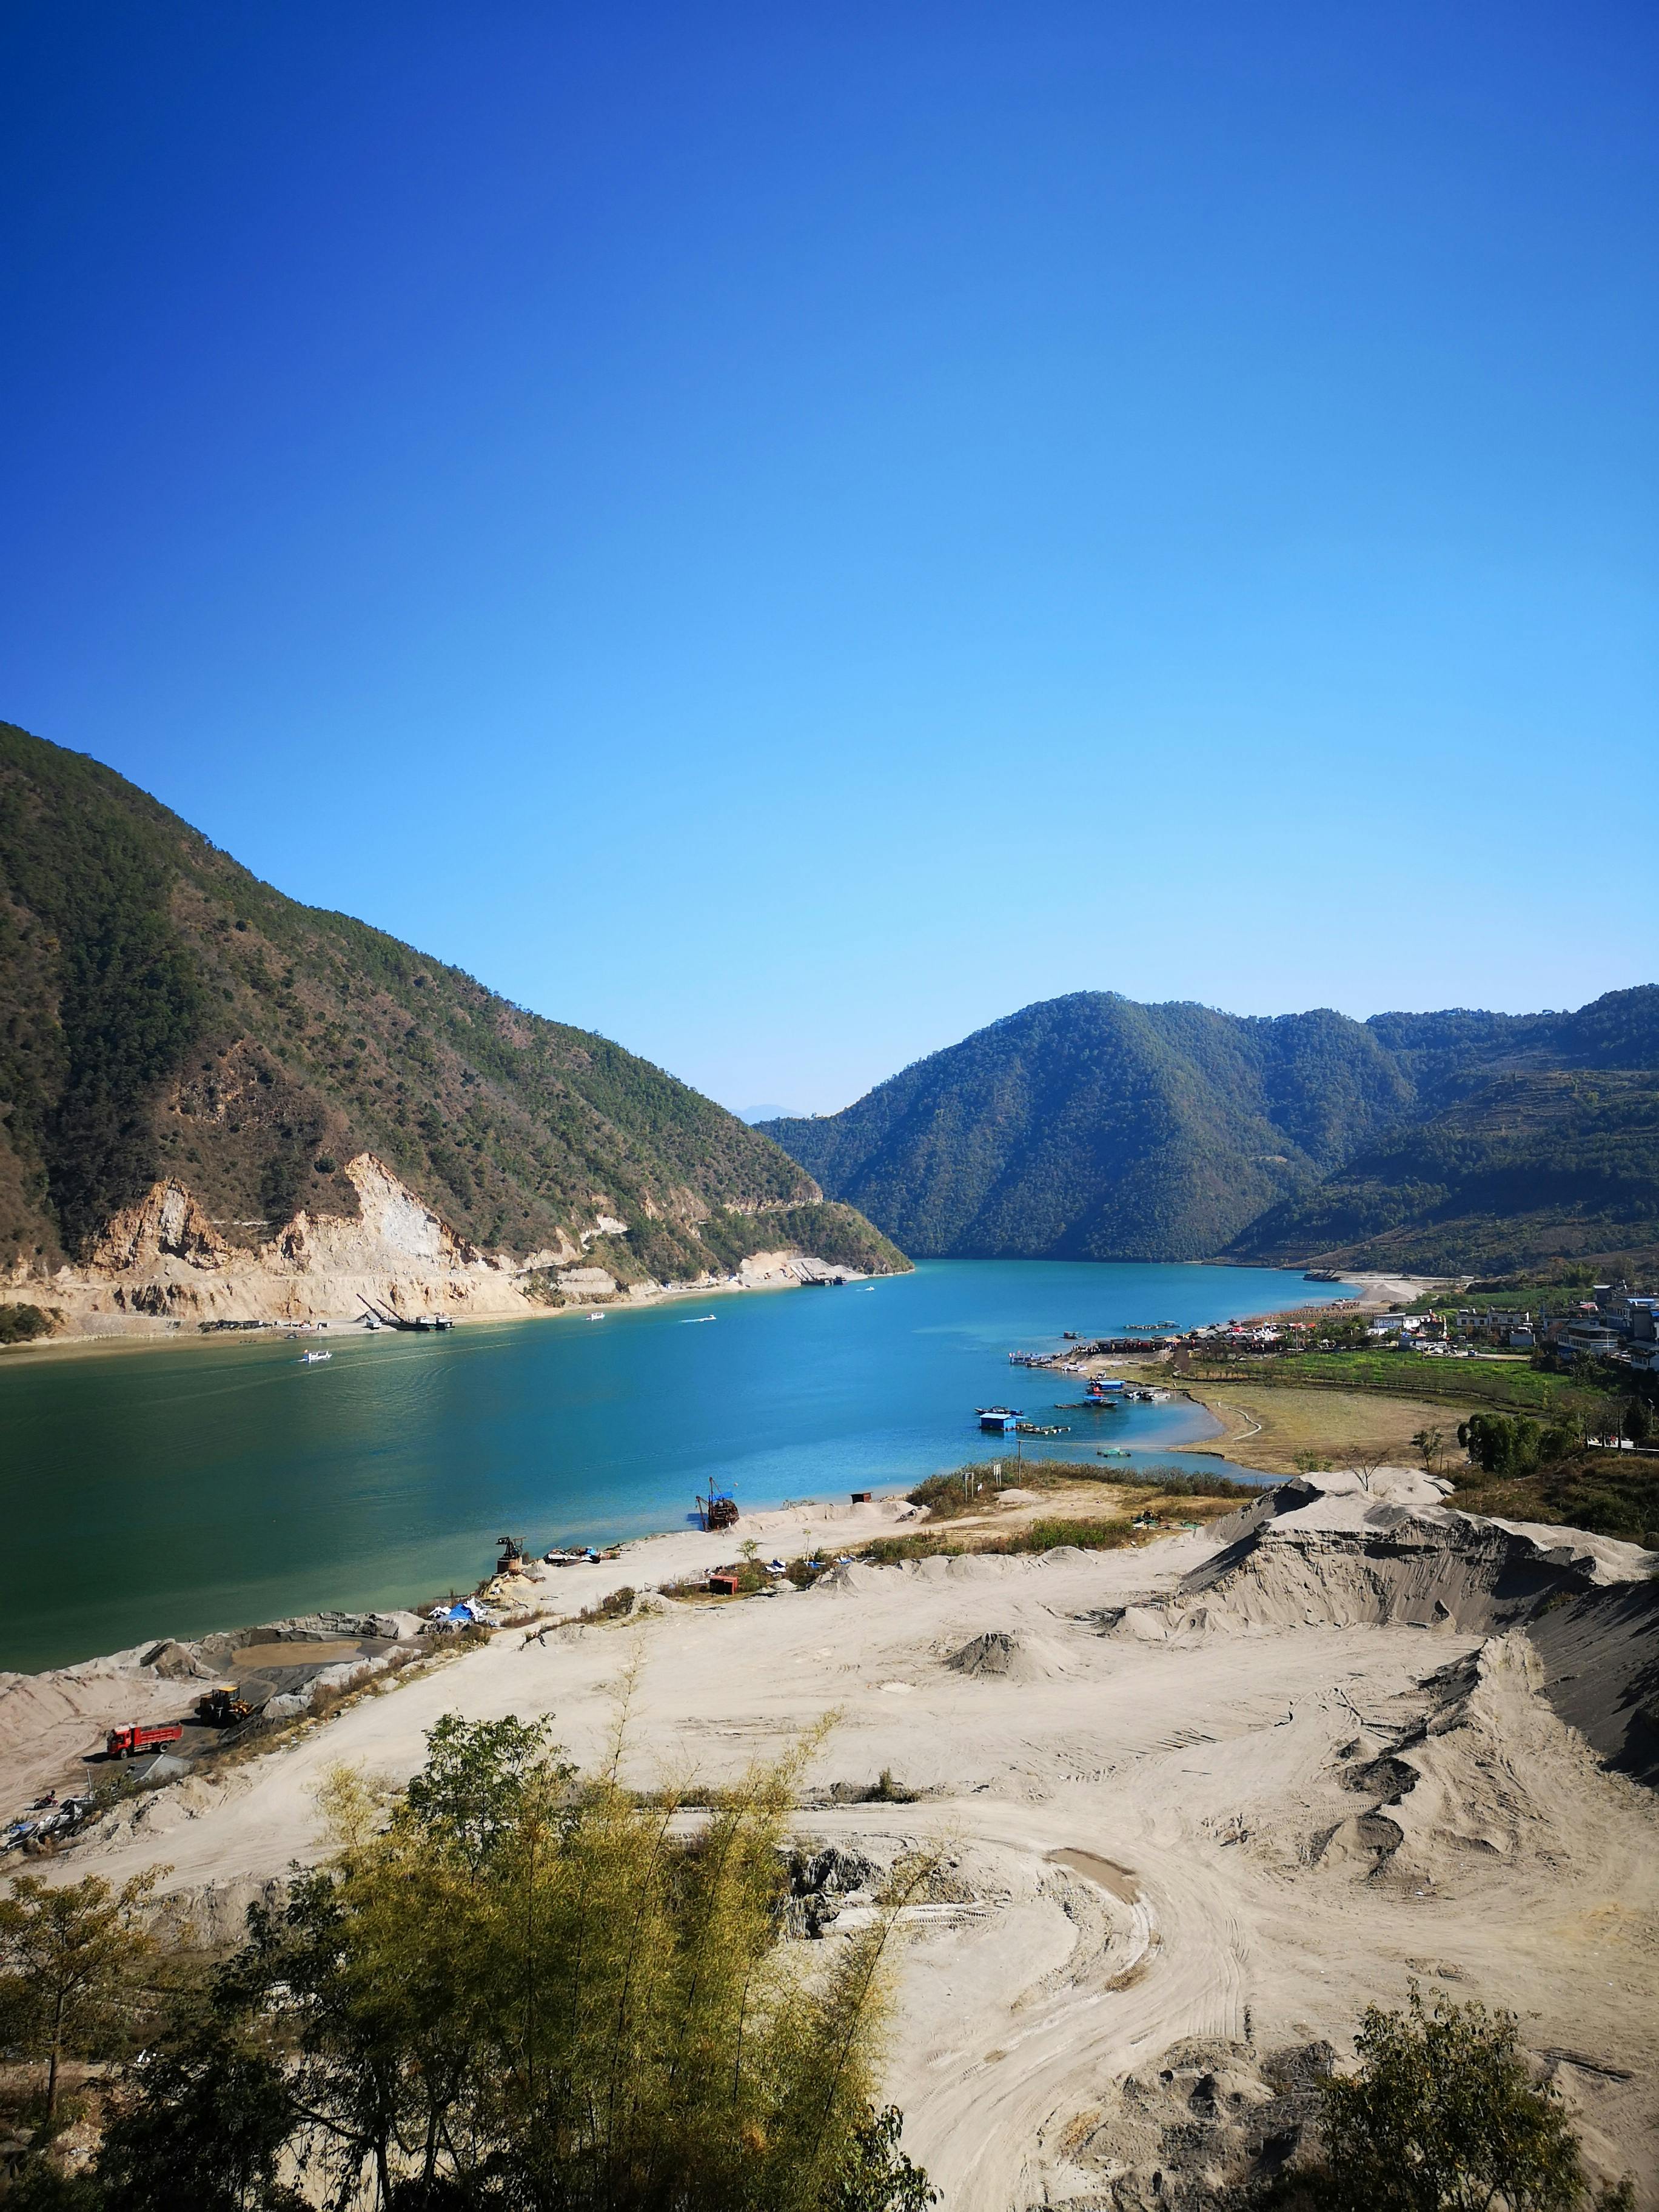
[0,1259,1349,1672]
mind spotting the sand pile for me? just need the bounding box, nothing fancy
[144,1873,292,1949]
[1100,1474,1652,1643]
[0,1645,167,1744]
[1315,1629,1640,1886]
[813,1554,1034,1595]
[947,1629,1068,1681]
[140,1639,220,1681]
[1526,1578,1659,1788]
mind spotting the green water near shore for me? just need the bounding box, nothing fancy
[0,1259,1348,1671]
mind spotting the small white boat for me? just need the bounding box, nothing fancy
[588,1313,606,1322]
[682,1314,717,1324]
[300,1349,332,1364]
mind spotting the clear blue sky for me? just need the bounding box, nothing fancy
[2,2,1654,1115]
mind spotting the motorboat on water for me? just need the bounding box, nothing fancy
[300,1349,332,1364]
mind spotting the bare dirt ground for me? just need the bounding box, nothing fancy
[1169,1381,1453,1474]
[11,1479,1656,2208]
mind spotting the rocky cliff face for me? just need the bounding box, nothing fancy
[19,1152,529,1329]
[13,1151,895,1335]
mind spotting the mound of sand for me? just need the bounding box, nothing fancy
[1101,1475,1654,1644]
[947,1629,1068,1681]
[1526,1578,1659,1788]
[813,1554,1038,1595]
[1314,1629,1641,1885]
[139,1639,220,1681]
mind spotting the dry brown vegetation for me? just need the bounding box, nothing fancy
[1174,1380,1458,1474]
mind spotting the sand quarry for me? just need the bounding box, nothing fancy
[4,1472,1657,2207]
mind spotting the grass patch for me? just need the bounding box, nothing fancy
[913,1457,1262,1505]
[1082,1463,1265,1500]
[866,1460,1263,1567]
[578,1584,636,1624]
[1190,1349,1594,1421]
[994,1516,1138,1553]
[861,1515,1138,1565]
[905,1469,987,1519]
[860,1531,967,1566]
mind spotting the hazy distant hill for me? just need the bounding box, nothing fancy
[762,989,1659,1267]
[0,722,905,1284]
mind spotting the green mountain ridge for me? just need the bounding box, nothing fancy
[762,990,1659,1270]
[0,722,907,1285]
[1230,1067,1659,1273]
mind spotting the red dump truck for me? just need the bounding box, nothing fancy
[105,1722,184,1760]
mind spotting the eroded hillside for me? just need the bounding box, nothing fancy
[0,722,906,1317]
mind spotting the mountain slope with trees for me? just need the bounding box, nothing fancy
[0,722,905,1284]
[762,989,1659,1266]
[1230,1067,1659,1273]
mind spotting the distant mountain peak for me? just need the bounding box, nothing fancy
[761,987,1659,1270]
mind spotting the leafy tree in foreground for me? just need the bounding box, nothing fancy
[79,1712,936,2212]
[1316,1986,1621,2212]
[0,1871,159,2121]
[95,2022,304,2212]
[830,2105,939,2212]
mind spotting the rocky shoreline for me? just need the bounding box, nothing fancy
[2,1151,878,1351]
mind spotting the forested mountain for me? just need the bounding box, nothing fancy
[1230,1068,1659,1273]
[0,723,904,1283]
[762,989,1659,1267]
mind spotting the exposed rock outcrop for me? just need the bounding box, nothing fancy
[39,1151,525,1332]
[23,1151,876,1337]
[89,1181,233,1273]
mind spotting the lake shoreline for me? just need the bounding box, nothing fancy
[1,1259,1361,1674]
[0,1260,872,1366]
[2,1458,1295,1803]
[1,1411,1278,1689]
[0,1261,1425,1366]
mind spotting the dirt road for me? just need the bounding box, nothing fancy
[30,1478,1657,2205]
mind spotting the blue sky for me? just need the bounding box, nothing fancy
[2,2,1654,1114]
